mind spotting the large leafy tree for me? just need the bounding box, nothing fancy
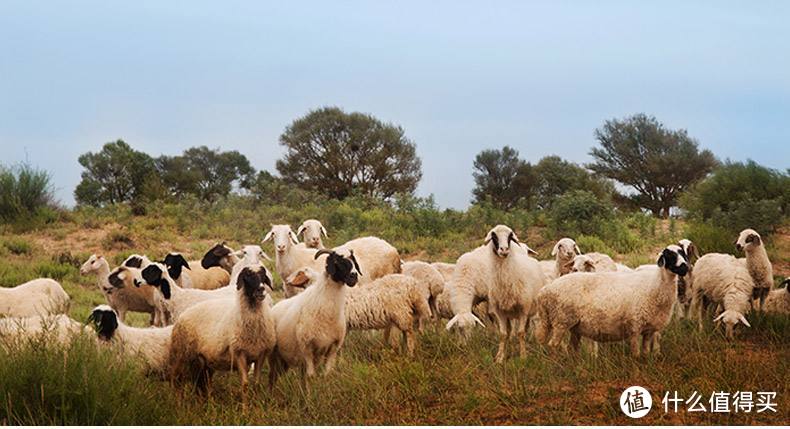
[471,146,537,210]
[276,107,422,200]
[74,140,154,206]
[533,156,614,209]
[589,114,717,217]
[157,146,255,201]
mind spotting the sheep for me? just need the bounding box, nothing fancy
[0,278,69,318]
[228,245,272,290]
[80,254,156,324]
[0,314,87,346]
[538,238,581,280]
[735,229,773,310]
[268,250,360,388]
[88,305,173,375]
[478,225,546,362]
[169,265,276,397]
[162,253,194,289]
[297,219,327,249]
[430,262,455,283]
[689,253,754,339]
[264,224,401,296]
[568,253,618,273]
[443,245,493,333]
[534,244,689,357]
[132,262,232,325]
[401,261,445,319]
[763,279,790,315]
[199,242,240,273]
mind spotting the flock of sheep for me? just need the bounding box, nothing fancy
[1,218,788,398]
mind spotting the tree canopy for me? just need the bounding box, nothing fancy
[589,114,717,217]
[471,146,537,210]
[157,146,255,201]
[74,140,154,206]
[275,107,422,200]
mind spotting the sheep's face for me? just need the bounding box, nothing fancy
[234,245,270,264]
[570,255,596,273]
[162,253,190,280]
[657,245,689,277]
[135,264,172,299]
[263,225,299,255]
[107,266,134,291]
[714,310,750,340]
[485,225,519,258]
[677,239,699,264]
[551,238,581,262]
[201,242,237,270]
[297,219,327,249]
[80,254,105,275]
[87,305,118,341]
[236,265,271,308]
[122,255,145,268]
[316,249,361,286]
[735,229,761,252]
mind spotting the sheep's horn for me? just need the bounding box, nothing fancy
[314,249,332,260]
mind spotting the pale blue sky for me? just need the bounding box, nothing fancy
[1,1,788,209]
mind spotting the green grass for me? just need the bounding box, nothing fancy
[0,200,787,424]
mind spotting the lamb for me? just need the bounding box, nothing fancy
[80,254,156,324]
[169,265,276,397]
[477,225,546,362]
[735,229,773,310]
[268,250,360,388]
[0,314,87,346]
[763,279,790,315]
[538,238,581,281]
[689,253,754,339]
[264,224,401,296]
[0,278,69,318]
[402,261,445,319]
[297,219,327,249]
[534,244,689,356]
[88,305,173,375]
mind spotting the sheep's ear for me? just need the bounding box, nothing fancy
[551,242,561,256]
[508,232,520,245]
[713,312,724,323]
[288,231,300,245]
[296,224,306,237]
[746,233,760,245]
[160,279,171,299]
[574,245,582,255]
[260,251,272,261]
[484,231,494,245]
[657,253,666,268]
[584,260,595,271]
[320,225,328,238]
[288,270,310,287]
[738,314,751,328]
[262,231,274,243]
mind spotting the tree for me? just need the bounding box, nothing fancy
[589,114,717,218]
[74,140,155,206]
[276,107,422,200]
[157,146,255,201]
[471,146,537,210]
[533,156,614,209]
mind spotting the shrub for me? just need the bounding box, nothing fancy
[575,235,614,255]
[548,190,613,237]
[680,160,789,234]
[0,163,56,223]
[685,222,736,254]
[2,238,32,255]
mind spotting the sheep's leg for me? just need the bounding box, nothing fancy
[629,335,641,358]
[651,333,661,355]
[494,313,509,363]
[569,330,581,352]
[323,344,339,375]
[268,353,287,391]
[404,329,415,357]
[383,326,400,351]
[516,316,528,358]
[640,334,651,355]
[116,308,126,323]
[236,353,249,405]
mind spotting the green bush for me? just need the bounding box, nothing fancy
[548,190,613,237]
[2,238,32,255]
[680,160,789,235]
[34,261,75,281]
[0,163,56,225]
[575,235,614,255]
[685,222,736,254]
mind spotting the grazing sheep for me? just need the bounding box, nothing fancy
[0,278,69,318]
[430,262,455,283]
[169,265,276,397]
[268,250,360,388]
[265,225,400,296]
[297,219,327,249]
[538,238,581,280]
[88,305,173,375]
[0,314,87,346]
[534,245,689,356]
[402,261,445,319]
[689,253,754,339]
[735,229,773,310]
[763,279,789,315]
[106,265,160,325]
[444,245,494,333]
[200,242,240,273]
[479,225,546,362]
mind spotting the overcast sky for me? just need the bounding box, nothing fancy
[1,1,788,209]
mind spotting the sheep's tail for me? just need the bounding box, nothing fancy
[392,254,403,274]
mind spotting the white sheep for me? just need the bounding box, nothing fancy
[568,253,618,273]
[80,254,156,324]
[430,262,455,283]
[735,229,773,310]
[401,261,445,319]
[689,253,754,339]
[88,305,173,375]
[169,264,276,397]
[0,278,69,318]
[165,243,233,290]
[479,225,546,362]
[268,250,360,388]
[444,245,494,333]
[0,314,87,346]
[538,238,581,280]
[228,245,272,290]
[297,219,327,249]
[534,244,689,356]
[763,279,789,315]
